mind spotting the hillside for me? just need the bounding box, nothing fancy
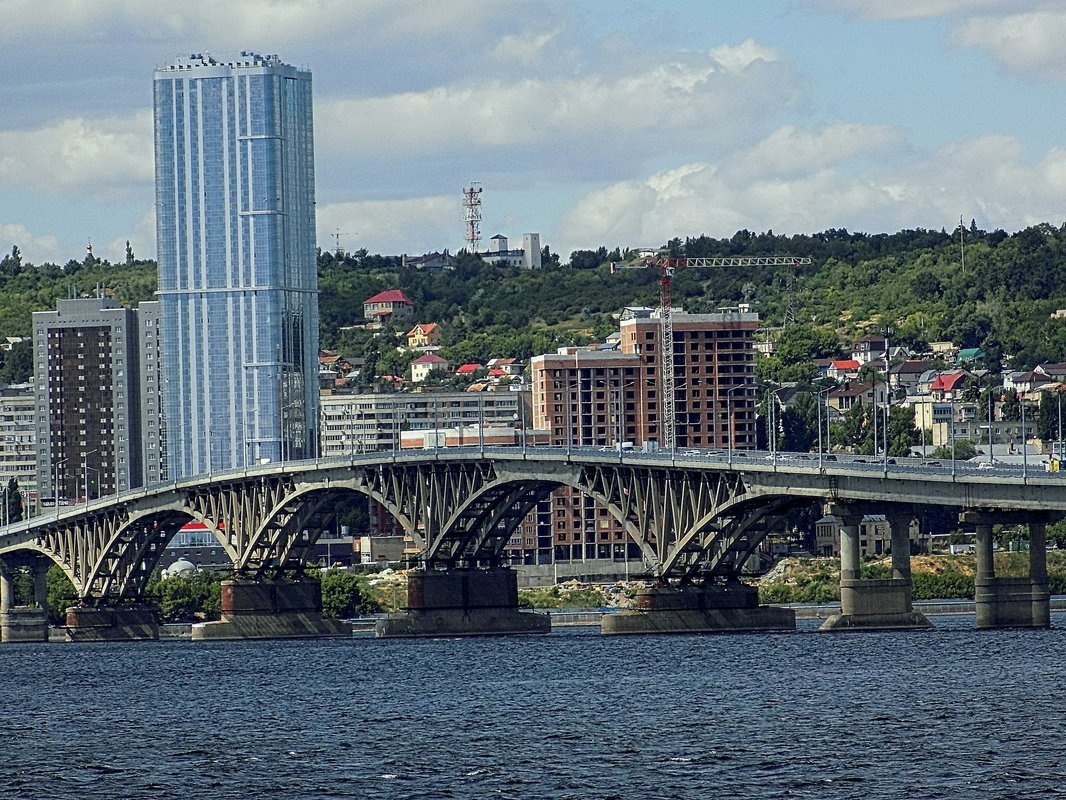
[6,222,1066,372]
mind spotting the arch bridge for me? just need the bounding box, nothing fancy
[1,447,1062,638]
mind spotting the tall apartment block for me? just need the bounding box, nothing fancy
[33,298,143,504]
[0,383,37,516]
[530,308,758,562]
[153,52,319,477]
[137,300,165,484]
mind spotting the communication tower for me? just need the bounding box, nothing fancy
[462,183,483,253]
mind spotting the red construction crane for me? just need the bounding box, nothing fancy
[612,255,812,450]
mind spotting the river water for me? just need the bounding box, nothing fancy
[1,615,1064,800]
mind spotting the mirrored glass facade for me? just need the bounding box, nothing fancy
[153,53,318,477]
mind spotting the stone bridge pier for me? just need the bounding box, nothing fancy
[0,557,50,643]
[376,566,550,638]
[962,510,1052,629]
[820,502,932,632]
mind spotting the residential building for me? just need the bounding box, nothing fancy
[406,323,441,351]
[319,390,524,456]
[827,359,861,381]
[888,359,931,395]
[33,297,143,503]
[0,383,37,517]
[529,308,759,562]
[154,52,319,476]
[410,353,450,383]
[827,381,889,415]
[930,371,969,400]
[363,289,413,325]
[137,301,165,485]
[851,334,887,365]
[814,514,929,557]
[401,250,452,271]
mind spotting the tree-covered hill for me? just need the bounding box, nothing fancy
[7,221,1066,374]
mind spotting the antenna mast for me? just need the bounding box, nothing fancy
[463,183,483,252]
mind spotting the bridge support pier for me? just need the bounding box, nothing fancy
[601,581,795,635]
[65,604,160,641]
[820,506,932,632]
[376,567,550,638]
[0,559,50,643]
[192,579,351,641]
[965,511,1050,629]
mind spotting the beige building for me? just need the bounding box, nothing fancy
[815,514,929,557]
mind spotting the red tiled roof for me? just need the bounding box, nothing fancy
[365,289,412,305]
[931,372,966,391]
[407,322,439,336]
[456,363,481,374]
[412,353,448,364]
[488,368,506,376]
[831,359,861,370]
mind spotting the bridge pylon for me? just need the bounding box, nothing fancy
[376,566,550,638]
[0,557,50,643]
[819,503,932,632]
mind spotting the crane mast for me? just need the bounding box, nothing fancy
[619,255,812,451]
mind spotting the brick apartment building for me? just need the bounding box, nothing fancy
[529,308,759,564]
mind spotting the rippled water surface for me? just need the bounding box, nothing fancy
[2,615,1066,799]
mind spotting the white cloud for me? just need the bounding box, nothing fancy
[317,196,461,256]
[0,0,517,46]
[558,129,1066,254]
[0,112,152,199]
[951,11,1066,81]
[808,0,1025,21]
[492,29,560,64]
[724,123,904,181]
[0,223,63,265]
[105,208,157,264]
[316,44,796,171]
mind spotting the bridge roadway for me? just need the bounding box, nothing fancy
[0,445,1063,640]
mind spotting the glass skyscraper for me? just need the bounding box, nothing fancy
[153,53,319,477]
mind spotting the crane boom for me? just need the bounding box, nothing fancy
[613,254,813,451]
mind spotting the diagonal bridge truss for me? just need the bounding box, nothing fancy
[0,456,802,605]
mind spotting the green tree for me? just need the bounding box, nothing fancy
[46,565,77,625]
[320,569,380,618]
[931,439,978,460]
[0,339,32,384]
[3,478,23,523]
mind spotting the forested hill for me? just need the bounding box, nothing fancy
[5,222,1066,372]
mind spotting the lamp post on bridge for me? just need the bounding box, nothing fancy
[82,449,98,507]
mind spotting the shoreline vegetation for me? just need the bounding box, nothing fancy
[17,553,1061,625]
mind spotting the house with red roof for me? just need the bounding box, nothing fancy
[929,370,969,400]
[827,359,861,381]
[406,322,441,351]
[410,352,449,383]
[487,357,524,376]
[363,289,413,327]
[455,363,482,377]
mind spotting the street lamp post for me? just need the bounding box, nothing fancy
[1058,390,1063,462]
[82,449,98,507]
[1022,397,1028,479]
[52,457,68,519]
[950,395,956,477]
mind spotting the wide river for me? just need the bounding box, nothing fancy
[1,614,1064,799]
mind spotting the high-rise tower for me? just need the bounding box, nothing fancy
[153,52,319,477]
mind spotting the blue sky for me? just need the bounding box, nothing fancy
[3,0,1066,265]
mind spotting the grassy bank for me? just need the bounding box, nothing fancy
[757,552,1066,604]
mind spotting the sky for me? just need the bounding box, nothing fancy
[4,0,1066,266]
